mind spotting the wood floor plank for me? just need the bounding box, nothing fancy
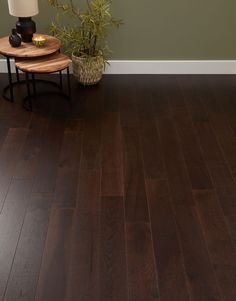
[0,179,31,300]
[53,122,82,208]
[185,94,236,246]
[136,79,166,180]
[66,209,100,301]
[4,193,52,301]
[201,82,236,181]
[173,205,222,301]
[100,197,128,301]
[118,76,139,128]
[0,123,8,152]
[0,75,236,300]
[0,128,28,210]
[76,169,101,210]
[183,79,234,189]
[215,186,236,246]
[126,222,159,301]
[13,114,49,179]
[169,79,213,189]
[101,113,123,197]
[80,117,102,171]
[32,116,65,193]
[146,179,190,301]
[194,189,236,301]
[36,208,100,301]
[122,127,149,222]
[0,128,28,177]
[157,116,194,205]
[35,209,74,301]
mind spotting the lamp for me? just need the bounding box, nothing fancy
[7,0,39,43]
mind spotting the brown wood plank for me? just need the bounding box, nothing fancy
[100,197,128,301]
[76,169,101,210]
[0,128,28,177]
[65,209,100,301]
[201,82,236,180]
[194,189,236,301]
[182,81,234,190]
[35,209,74,301]
[80,115,102,171]
[157,116,194,205]
[13,114,49,179]
[0,123,8,152]
[101,112,123,197]
[53,123,82,208]
[0,179,31,300]
[173,205,222,301]
[146,179,190,301]
[118,76,139,127]
[32,117,65,193]
[0,128,28,211]
[185,95,236,245]
[4,193,52,301]
[36,208,100,301]
[136,78,166,180]
[126,222,159,301]
[215,186,236,246]
[169,79,213,189]
[122,127,149,222]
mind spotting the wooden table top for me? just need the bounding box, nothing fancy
[15,52,71,73]
[0,35,61,58]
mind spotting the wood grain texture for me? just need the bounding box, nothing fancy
[0,35,61,58]
[0,74,236,301]
[101,113,123,196]
[157,115,194,206]
[146,179,190,301]
[0,179,32,300]
[53,122,82,209]
[35,208,74,301]
[173,205,222,301]
[15,53,71,74]
[194,190,236,301]
[122,126,149,222]
[100,197,128,301]
[126,222,159,301]
[32,117,65,193]
[4,193,52,301]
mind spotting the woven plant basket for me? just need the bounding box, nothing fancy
[72,53,104,85]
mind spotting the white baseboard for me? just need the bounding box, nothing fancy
[1,59,236,74]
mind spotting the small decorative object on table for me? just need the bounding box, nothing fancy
[9,28,21,47]
[32,35,47,47]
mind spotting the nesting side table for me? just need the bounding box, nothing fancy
[0,34,61,102]
[15,52,71,111]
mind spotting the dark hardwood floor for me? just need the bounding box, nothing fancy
[0,73,236,301]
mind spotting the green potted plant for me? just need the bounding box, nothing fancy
[48,0,122,85]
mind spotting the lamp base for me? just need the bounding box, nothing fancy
[16,17,36,43]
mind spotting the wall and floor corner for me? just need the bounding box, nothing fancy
[0,0,236,74]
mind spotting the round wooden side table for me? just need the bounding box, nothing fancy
[0,35,61,102]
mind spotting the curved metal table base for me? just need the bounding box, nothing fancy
[2,78,64,102]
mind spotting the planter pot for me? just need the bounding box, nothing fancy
[72,53,104,85]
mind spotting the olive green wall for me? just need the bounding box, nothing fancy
[0,0,235,59]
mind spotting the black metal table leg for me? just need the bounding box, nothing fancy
[31,73,36,94]
[59,70,63,90]
[6,56,14,102]
[25,72,32,111]
[15,66,20,83]
[67,67,71,99]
